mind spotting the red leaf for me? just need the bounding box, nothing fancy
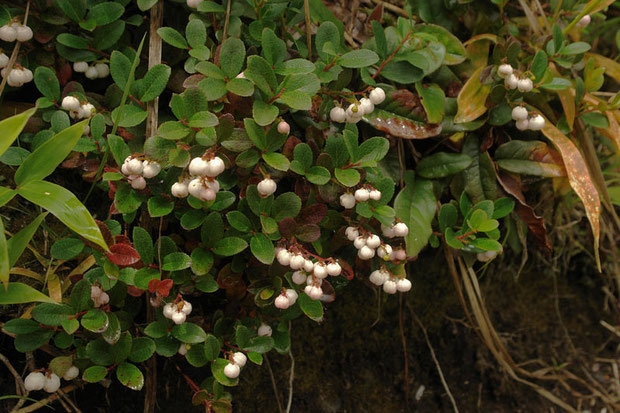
[107,243,141,267]
[158,279,173,297]
[95,220,114,248]
[114,235,131,245]
[338,259,355,280]
[297,203,327,225]
[278,218,298,239]
[147,279,159,293]
[127,286,145,297]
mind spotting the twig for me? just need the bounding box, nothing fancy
[303,0,311,59]
[398,294,409,408]
[0,0,30,99]
[371,31,410,80]
[409,307,460,413]
[223,0,231,41]
[264,354,284,413]
[146,0,163,139]
[365,0,408,17]
[0,352,26,395]
[14,384,78,413]
[57,388,81,413]
[285,322,294,413]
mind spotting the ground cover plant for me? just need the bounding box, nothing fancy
[0,0,619,411]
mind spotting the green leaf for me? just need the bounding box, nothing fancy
[316,22,341,62]
[0,107,37,157]
[17,180,109,251]
[253,101,279,126]
[6,213,46,268]
[172,323,207,344]
[226,78,254,97]
[102,312,121,345]
[262,28,286,66]
[81,309,109,333]
[107,135,131,168]
[219,37,245,78]
[278,91,311,110]
[243,336,274,354]
[562,42,590,55]
[140,64,171,102]
[162,252,192,271]
[439,203,458,233]
[531,50,548,82]
[272,193,301,221]
[461,136,496,202]
[455,66,491,123]
[148,196,174,217]
[306,166,331,185]
[357,137,389,165]
[111,105,147,128]
[3,319,41,335]
[394,172,436,257]
[157,27,188,49]
[83,366,108,383]
[87,2,124,26]
[14,329,55,352]
[250,233,274,264]
[204,334,220,361]
[50,238,84,260]
[298,293,323,320]
[185,19,206,49]
[334,168,360,187]
[411,24,466,65]
[116,362,144,391]
[110,50,132,89]
[191,248,213,275]
[115,182,144,214]
[133,227,154,265]
[55,0,86,22]
[14,121,88,186]
[262,152,290,172]
[32,303,73,326]
[416,152,473,178]
[34,67,60,101]
[415,82,445,123]
[244,55,277,96]
[212,237,248,256]
[226,211,252,232]
[274,59,315,75]
[338,49,379,68]
[244,118,267,150]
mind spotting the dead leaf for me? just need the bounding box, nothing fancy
[364,109,442,139]
[455,66,491,123]
[538,112,601,268]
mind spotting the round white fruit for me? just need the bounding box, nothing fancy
[258,323,272,337]
[377,244,392,261]
[497,64,513,78]
[289,254,305,270]
[515,119,529,131]
[189,157,209,176]
[577,14,591,29]
[369,270,389,286]
[528,114,545,130]
[505,74,518,89]
[285,289,298,304]
[307,285,323,300]
[43,373,61,393]
[178,344,188,355]
[369,87,386,105]
[199,187,217,201]
[24,372,46,391]
[396,278,412,292]
[171,311,186,325]
[354,188,370,202]
[15,25,33,42]
[369,189,381,201]
[313,263,327,279]
[511,106,528,121]
[277,249,291,266]
[277,121,290,135]
[142,161,161,178]
[340,193,356,209]
[0,53,8,67]
[330,106,346,123]
[188,178,204,198]
[359,97,374,115]
[326,262,341,276]
[393,222,409,237]
[85,66,99,80]
[292,270,307,285]
[303,259,314,273]
[383,280,397,294]
[517,78,533,93]
[73,61,88,73]
[94,63,110,78]
[63,366,79,381]
[206,156,225,177]
[366,234,381,249]
[233,352,247,367]
[62,96,81,111]
[163,303,175,318]
[0,25,17,42]
[171,181,189,198]
[358,245,375,260]
[181,301,192,315]
[353,236,366,249]
[130,176,147,190]
[274,294,290,309]
[257,178,277,196]
[224,362,241,378]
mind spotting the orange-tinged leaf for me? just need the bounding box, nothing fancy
[585,53,620,85]
[539,113,601,269]
[455,66,491,123]
[363,109,443,139]
[549,64,575,129]
[47,272,63,303]
[464,35,497,69]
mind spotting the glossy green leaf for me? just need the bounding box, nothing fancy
[0,107,37,157]
[250,233,274,264]
[34,67,60,101]
[116,362,144,391]
[416,152,472,178]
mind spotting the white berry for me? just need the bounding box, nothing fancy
[16,25,33,42]
[0,25,17,42]
[340,193,356,209]
[515,119,529,131]
[62,96,81,111]
[142,161,161,178]
[381,224,395,238]
[366,234,381,249]
[358,245,375,260]
[274,294,290,309]
[577,14,590,29]
[285,289,298,304]
[289,254,305,270]
[369,87,386,105]
[187,0,202,8]
[517,78,533,93]
[377,244,392,261]
[233,352,247,367]
[79,103,95,118]
[43,373,61,393]
[73,61,89,73]
[163,303,175,318]
[505,74,518,89]
[171,181,189,198]
[369,270,388,286]
[383,280,397,294]
[85,66,99,80]
[180,301,192,315]
[393,222,409,237]
[188,178,204,198]
[189,157,209,176]
[206,156,225,177]
[354,188,370,202]
[345,226,359,241]
[330,106,346,123]
[302,259,314,273]
[178,343,188,355]
[369,189,381,201]
[528,114,545,130]
[497,64,513,78]
[258,323,272,337]
[199,187,217,201]
[313,263,327,279]
[276,249,291,266]
[277,121,290,135]
[130,175,147,190]
[326,262,341,276]
[0,53,8,68]
[94,63,109,78]
[171,311,186,325]
[257,178,277,196]
[24,372,46,391]
[511,106,528,121]
[359,97,374,115]
[224,362,240,378]
[353,236,366,249]
[292,270,306,285]
[307,285,323,300]
[396,278,412,292]
[91,285,103,299]
[63,366,79,381]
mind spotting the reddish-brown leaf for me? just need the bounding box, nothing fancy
[107,243,141,267]
[365,110,443,139]
[278,218,298,239]
[96,220,114,248]
[496,171,551,252]
[297,203,327,225]
[295,224,321,243]
[127,286,145,297]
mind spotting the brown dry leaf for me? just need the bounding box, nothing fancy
[496,171,552,252]
[364,109,442,139]
[539,113,601,268]
[464,34,498,70]
[549,64,575,129]
[454,66,491,123]
[585,53,620,85]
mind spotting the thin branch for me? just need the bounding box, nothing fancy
[14,384,78,413]
[303,0,312,59]
[285,322,294,413]
[409,307,459,413]
[398,294,409,408]
[223,0,231,41]
[264,354,284,413]
[0,0,30,99]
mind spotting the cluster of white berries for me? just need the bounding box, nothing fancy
[381,221,410,239]
[339,186,382,209]
[511,106,545,131]
[91,285,109,307]
[24,366,78,393]
[369,269,412,294]
[329,87,386,124]
[1,64,33,87]
[276,247,342,301]
[186,0,204,8]
[498,64,533,93]
[274,288,299,309]
[223,352,247,379]
[61,95,96,120]
[163,300,192,325]
[171,155,224,200]
[576,14,590,29]
[73,61,110,80]
[0,22,33,42]
[121,156,161,190]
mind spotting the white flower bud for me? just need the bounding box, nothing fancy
[330,106,346,123]
[63,366,79,381]
[369,87,386,105]
[517,78,533,93]
[62,96,81,111]
[258,323,272,337]
[257,178,277,196]
[369,270,389,286]
[354,188,370,202]
[358,245,375,260]
[515,119,529,131]
[340,193,356,209]
[345,226,359,241]
[0,25,17,42]
[94,63,109,78]
[224,362,240,378]
[171,181,189,198]
[528,114,545,130]
[292,270,307,285]
[505,74,518,89]
[369,189,382,201]
[206,156,225,177]
[497,64,513,78]
[233,352,247,367]
[359,97,374,115]
[366,234,381,249]
[73,61,89,73]
[274,294,290,309]
[85,66,99,80]
[189,157,209,176]
[171,311,186,325]
[511,106,528,121]
[277,121,290,135]
[277,249,292,266]
[326,262,341,276]
[142,160,161,178]
[383,280,397,294]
